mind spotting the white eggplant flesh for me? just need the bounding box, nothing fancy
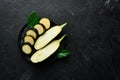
[34,23,67,50]
[39,18,50,29]
[24,36,34,45]
[31,34,66,63]
[34,24,45,35]
[26,29,37,39]
[22,44,32,54]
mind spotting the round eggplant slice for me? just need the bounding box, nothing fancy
[24,35,34,45]
[39,18,50,29]
[34,24,45,35]
[26,29,38,39]
[22,43,32,55]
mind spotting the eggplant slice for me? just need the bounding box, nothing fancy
[34,24,45,35]
[26,28,38,39]
[22,43,32,54]
[24,35,34,45]
[39,18,50,29]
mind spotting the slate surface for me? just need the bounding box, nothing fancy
[0,0,120,80]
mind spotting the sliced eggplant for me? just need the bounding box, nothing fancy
[26,28,38,39]
[24,35,34,45]
[34,23,67,50]
[31,34,66,63]
[39,18,50,29]
[34,24,45,35]
[22,43,32,55]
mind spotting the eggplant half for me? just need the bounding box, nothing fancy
[24,35,34,45]
[39,18,51,29]
[34,24,45,35]
[22,43,32,55]
[31,34,66,63]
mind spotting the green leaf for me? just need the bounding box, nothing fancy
[57,49,70,59]
[27,11,39,27]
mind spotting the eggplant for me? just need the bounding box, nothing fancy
[39,18,51,29]
[26,28,38,39]
[24,35,34,45]
[31,34,66,63]
[22,43,32,55]
[34,24,45,35]
[34,23,67,50]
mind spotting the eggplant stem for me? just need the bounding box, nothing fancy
[58,34,67,42]
[60,23,67,28]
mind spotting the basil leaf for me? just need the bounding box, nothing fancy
[57,49,70,59]
[27,11,39,27]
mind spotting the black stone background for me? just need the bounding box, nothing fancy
[0,0,120,80]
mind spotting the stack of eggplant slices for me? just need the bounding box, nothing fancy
[20,17,68,63]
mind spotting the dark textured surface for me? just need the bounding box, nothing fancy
[0,0,120,80]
